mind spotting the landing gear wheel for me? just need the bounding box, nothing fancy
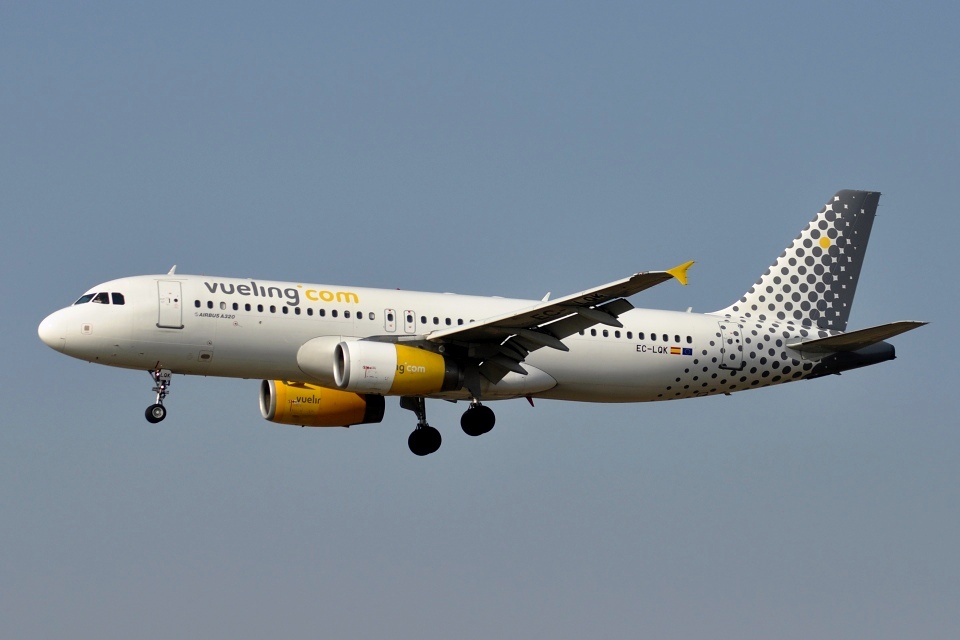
[461,404,495,436]
[408,426,442,456]
[145,403,167,424]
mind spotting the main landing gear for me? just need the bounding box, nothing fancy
[461,402,495,437]
[401,397,497,456]
[401,396,441,456]
[145,369,172,424]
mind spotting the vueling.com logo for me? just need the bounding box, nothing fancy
[203,280,360,307]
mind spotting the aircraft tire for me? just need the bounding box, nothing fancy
[461,405,495,437]
[145,404,167,424]
[408,426,441,456]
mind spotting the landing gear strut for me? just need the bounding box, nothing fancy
[461,402,495,437]
[145,369,172,424]
[400,396,441,456]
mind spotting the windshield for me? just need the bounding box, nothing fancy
[73,292,126,306]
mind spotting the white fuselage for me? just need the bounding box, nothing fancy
[38,274,828,403]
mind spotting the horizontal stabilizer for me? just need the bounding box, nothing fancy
[787,321,927,354]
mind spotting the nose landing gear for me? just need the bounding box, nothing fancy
[145,369,172,424]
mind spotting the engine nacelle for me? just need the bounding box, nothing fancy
[296,335,349,386]
[260,380,385,427]
[333,341,462,395]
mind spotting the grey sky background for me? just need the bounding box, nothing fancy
[2,2,958,638]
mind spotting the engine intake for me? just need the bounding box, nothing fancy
[260,380,385,427]
[333,341,462,396]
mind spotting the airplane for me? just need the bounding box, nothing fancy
[38,190,926,456]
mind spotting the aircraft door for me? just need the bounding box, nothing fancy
[718,321,745,370]
[157,281,184,329]
[384,309,397,332]
[404,310,416,333]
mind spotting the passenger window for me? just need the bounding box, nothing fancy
[220,302,227,310]
[590,329,597,336]
[638,332,645,340]
[270,305,276,313]
[369,312,375,320]
[406,314,412,323]
[458,319,463,325]
[445,318,451,326]
[387,312,395,322]
[194,300,201,308]
[674,335,680,343]
[615,330,621,338]
[332,310,338,318]
[307,308,313,316]
[603,330,609,337]
[257,304,264,312]
[319,309,326,317]
[207,301,213,309]
[627,331,632,339]
[421,316,427,324]
[686,336,692,344]
[294,307,301,315]
[282,306,288,314]
[344,310,351,319]
[111,293,125,305]
[651,333,657,341]
[232,303,239,311]
[245,303,252,311]
[433,317,439,325]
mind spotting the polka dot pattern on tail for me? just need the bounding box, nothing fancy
[717,190,880,332]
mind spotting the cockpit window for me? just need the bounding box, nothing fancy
[73,291,125,305]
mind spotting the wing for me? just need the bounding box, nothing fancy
[425,261,694,384]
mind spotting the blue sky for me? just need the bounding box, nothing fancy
[3,2,958,638]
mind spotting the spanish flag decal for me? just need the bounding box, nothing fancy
[670,347,682,355]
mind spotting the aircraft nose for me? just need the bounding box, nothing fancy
[38,312,66,352]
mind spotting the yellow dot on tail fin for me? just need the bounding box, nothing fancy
[666,261,695,286]
[820,237,831,249]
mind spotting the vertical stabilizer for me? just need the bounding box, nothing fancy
[716,190,880,331]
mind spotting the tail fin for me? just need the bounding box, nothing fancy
[716,189,880,331]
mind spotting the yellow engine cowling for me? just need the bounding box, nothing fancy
[333,341,462,395]
[260,380,385,427]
